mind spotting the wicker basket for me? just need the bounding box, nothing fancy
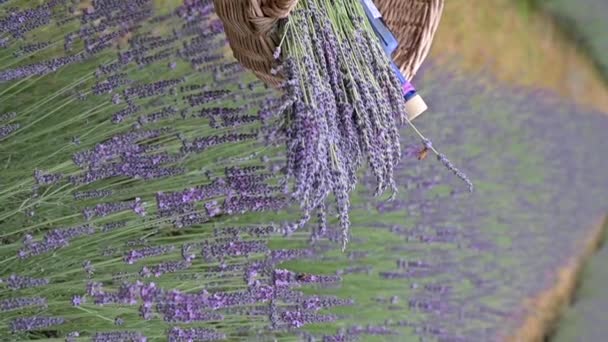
[213,0,444,86]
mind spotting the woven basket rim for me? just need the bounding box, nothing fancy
[213,0,444,86]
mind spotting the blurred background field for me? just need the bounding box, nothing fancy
[539,0,608,82]
[433,0,608,111]
[432,0,608,339]
[0,0,607,341]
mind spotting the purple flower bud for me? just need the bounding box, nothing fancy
[86,281,104,296]
[140,282,160,303]
[280,310,336,328]
[92,331,147,342]
[0,112,16,122]
[7,274,49,290]
[0,296,47,312]
[10,316,65,332]
[71,295,85,306]
[83,198,146,220]
[140,260,191,278]
[204,200,221,217]
[73,189,113,200]
[18,224,95,258]
[102,221,128,232]
[124,245,175,264]
[0,123,20,139]
[181,244,196,262]
[167,327,225,341]
[133,197,146,217]
[34,169,63,185]
[201,240,268,261]
[437,153,474,192]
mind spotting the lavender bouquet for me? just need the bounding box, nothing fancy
[264,0,472,249]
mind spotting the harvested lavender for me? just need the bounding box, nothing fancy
[267,0,472,249]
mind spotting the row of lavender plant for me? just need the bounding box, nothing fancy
[0,0,366,340]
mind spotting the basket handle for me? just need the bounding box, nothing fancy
[214,0,298,36]
[250,0,298,35]
[258,0,298,19]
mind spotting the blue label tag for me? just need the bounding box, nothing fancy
[404,90,417,102]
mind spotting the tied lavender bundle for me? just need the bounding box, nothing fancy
[263,0,471,249]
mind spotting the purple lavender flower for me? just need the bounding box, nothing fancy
[0,123,20,139]
[157,290,223,322]
[86,281,104,296]
[83,198,146,220]
[201,240,268,261]
[280,310,337,328]
[123,245,175,264]
[140,282,161,303]
[111,105,141,123]
[204,200,222,217]
[133,197,146,217]
[323,334,347,342]
[181,132,258,153]
[140,260,191,278]
[92,331,147,342]
[348,325,397,336]
[250,284,275,302]
[9,316,65,332]
[299,296,353,311]
[0,55,85,82]
[73,189,113,200]
[168,327,225,341]
[112,93,122,106]
[222,195,287,215]
[125,79,183,99]
[93,282,140,306]
[0,112,16,122]
[269,249,313,262]
[437,153,474,192]
[0,297,47,312]
[7,274,49,290]
[156,179,228,217]
[72,129,170,168]
[18,224,96,258]
[139,107,180,126]
[71,295,85,306]
[33,169,64,185]
[181,244,196,262]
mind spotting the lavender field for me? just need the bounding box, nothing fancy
[0,0,607,341]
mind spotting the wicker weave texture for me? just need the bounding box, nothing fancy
[213,0,443,85]
[376,0,444,81]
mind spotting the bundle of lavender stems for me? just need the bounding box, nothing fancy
[263,0,471,249]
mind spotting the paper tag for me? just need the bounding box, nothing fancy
[362,0,382,19]
[405,95,428,121]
